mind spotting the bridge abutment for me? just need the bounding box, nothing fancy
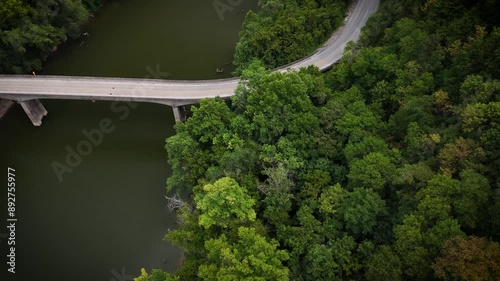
[20,99,48,126]
[172,105,187,122]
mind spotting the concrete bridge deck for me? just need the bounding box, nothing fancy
[0,0,379,124]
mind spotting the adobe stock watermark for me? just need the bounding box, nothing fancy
[51,64,170,183]
[110,267,134,281]
[213,0,244,21]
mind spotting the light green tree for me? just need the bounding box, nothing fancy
[347,152,397,191]
[198,227,289,281]
[134,268,178,281]
[195,177,256,228]
[319,183,346,215]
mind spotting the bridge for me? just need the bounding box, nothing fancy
[0,0,379,126]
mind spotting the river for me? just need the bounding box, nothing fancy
[0,0,257,280]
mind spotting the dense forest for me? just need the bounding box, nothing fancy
[0,0,103,73]
[4,0,499,280]
[135,0,500,280]
[233,0,348,74]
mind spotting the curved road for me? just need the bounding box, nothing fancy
[0,0,379,107]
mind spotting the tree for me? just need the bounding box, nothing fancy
[165,130,206,192]
[424,218,463,255]
[459,75,500,105]
[349,47,399,92]
[394,162,435,191]
[394,214,431,279]
[298,169,331,200]
[334,100,383,140]
[51,0,89,38]
[134,268,178,281]
[305,236,359,281]
[433,236,500,281]
[232,59,268,113]
[388,95,437,142]
[461,102,500,176]
[195,177,256,229]
[452,170,490,228]
[433,90,452,115]
[343,135,392,166]
[277,204,323,277]
[243,71,320,144]
[417,171,490,229]
[0,0,27,29]
[305,244,341,281]
[233,0,346,72]
[259,163,293,225]
[0,0,97,73]
[403,122,440,163]
[164,205,207,280]
[198,227,289,281]
[394,211,464,279]
[438,137,486,176]
[319,183,345,216]
[365,246,402,281]
[339,188,386,237]
[347,152,397,191]
[218,143,259,180]
[185,98,233,144]
[444,26,500,92]
[165,205,204,252]
[416,174,457,220]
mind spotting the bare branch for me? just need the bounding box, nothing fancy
[165,195,187,211]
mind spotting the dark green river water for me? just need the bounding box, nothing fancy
[0,0,257,280]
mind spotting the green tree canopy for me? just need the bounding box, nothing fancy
[365,246,402,281]
[198,227,289,281]
[339,188,387,237]
[195,177,256,229]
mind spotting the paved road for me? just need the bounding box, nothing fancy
[0,0,379,106]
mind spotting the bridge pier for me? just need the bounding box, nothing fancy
[20,99,48,126]
[0,99,14,120]
[172,105,187,122]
